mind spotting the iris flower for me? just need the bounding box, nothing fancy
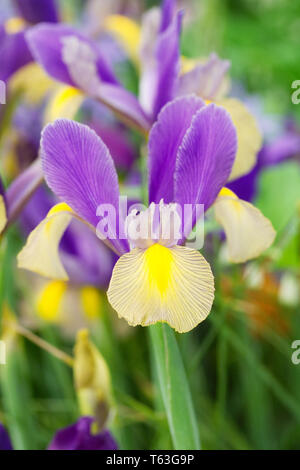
[26,0,262,185]
[0,0,59,83]
[25,21,151,133]
[18,96,275,332]
[117,0,263,181]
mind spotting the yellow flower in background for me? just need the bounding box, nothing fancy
[0,195,7,234]
[44,86,84,124]
[36,280,67,323]
[104,15,141,67]
[9,63,56,105]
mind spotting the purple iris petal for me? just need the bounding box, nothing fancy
[159,0,176,32]
[90,122,136,171]
[152,10,183,118]
[0,29,32,82]
[20,185,54,234]
[178,53,230,100]
[60,221,116,287]
[48,417,118,450]
[229,128,300,202]
[260,131,300,166]
[6,158,43,224]
[26,23,119,87]
[26,24,151,132]
[41,119,129,255]
[174,103,237,217]
[0,423,13,450]
[96,82,151,132]
[227,165,260,202]
[148,95,205,203]
[59,208,116,287]
[13,103,43,150]
[13,0,59,24]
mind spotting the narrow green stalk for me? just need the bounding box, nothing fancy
[216,306,228,425]
[0,342,38,450]
[149,323,200,450]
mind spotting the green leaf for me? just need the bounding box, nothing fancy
[149,324,200,450]
[255,161,300,232]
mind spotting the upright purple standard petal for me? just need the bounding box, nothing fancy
[152,11,183,118]
[13,0,59,24]
[174,104,237,216]
[0,423,13,450]
[0,30,32,82]
[159,0,176,32]
[48,417,118,450]
[41,119,129,254]
[148,95,205,203]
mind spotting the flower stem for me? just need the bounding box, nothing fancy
[149,323,200,450]
[4,320,74,367]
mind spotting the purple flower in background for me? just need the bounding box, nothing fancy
[0,26,32,82]
[13,0,59,24]
[0,418,117,451]
[0,423,13,450]
[24,0,261,192]
[229,121,300,202]
[0,0,60,83]
[139,0,182,120]
[26,23,151,132]
[0,158,43,235]
[48,417,118,451]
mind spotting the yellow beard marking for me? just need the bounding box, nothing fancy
[144,244,173,297]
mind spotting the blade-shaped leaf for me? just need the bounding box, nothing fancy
[149,323,200,450]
